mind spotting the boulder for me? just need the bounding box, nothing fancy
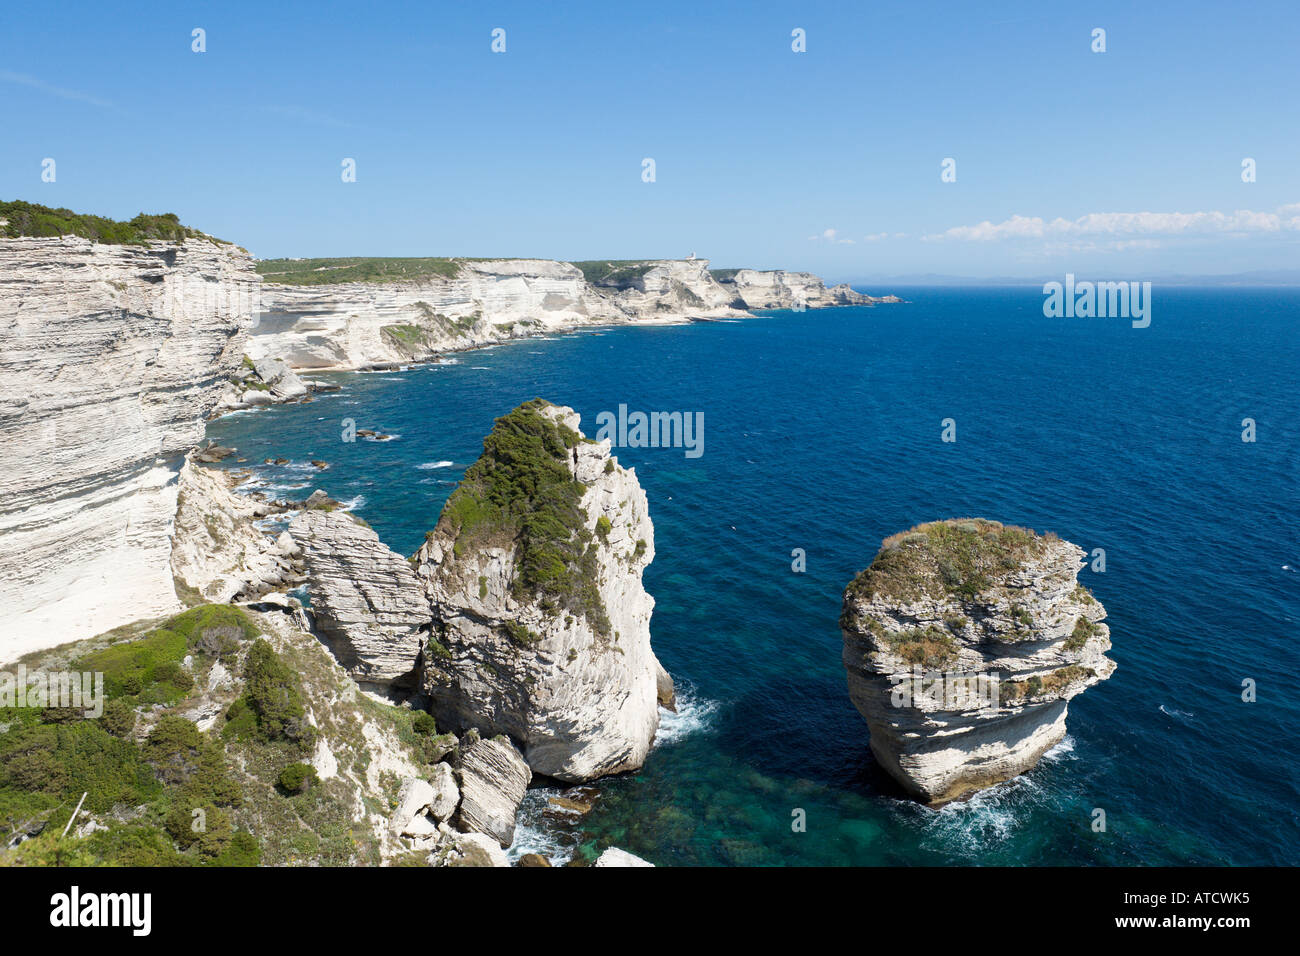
[428,760,459,821]
[594,847,654,867]
[454,736,531,847]
[389,777,437,837]
[290,508,431,689]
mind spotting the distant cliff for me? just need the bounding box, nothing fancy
[0,233,257,658]
[245,256,897,372]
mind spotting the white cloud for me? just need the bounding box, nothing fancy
[926,203,1300,242]
[808,228,855,244]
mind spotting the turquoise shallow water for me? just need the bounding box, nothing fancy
[210,287,1300,866]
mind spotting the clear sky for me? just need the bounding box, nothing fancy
[2,0,1298,280]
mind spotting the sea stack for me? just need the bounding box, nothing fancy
[840,519,1115,805]
[415,399,673,783]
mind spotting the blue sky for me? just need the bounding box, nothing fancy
[2,0,1298,280]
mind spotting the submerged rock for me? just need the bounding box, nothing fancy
[840,518,1115,805]
[415,399,669,783]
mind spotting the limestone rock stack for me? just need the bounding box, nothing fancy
[415,400,670,783]
[841,519,1115,805]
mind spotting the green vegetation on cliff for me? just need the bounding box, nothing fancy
[0,200,226,245]
[848,519,1055,604]
[0,606,263,866]
[257,257,463,284]
[570,259,655,287]
[436,398,610,635]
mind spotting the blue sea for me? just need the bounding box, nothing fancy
[209,288,1300,866]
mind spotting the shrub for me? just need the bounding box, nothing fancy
[278,762,318,794]
[0,200,224,245]
[233,639,309,746]
[1065,616,1097,651]
[99,698,136,737]
[436,399,610,635]
[412,712,438,737]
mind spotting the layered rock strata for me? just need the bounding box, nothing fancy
[416,400,670,783]
[248,258,897,371]
[841,519,1115,805]
[289,508,432,690]
[0,235,257,658]
[292,400,672,787]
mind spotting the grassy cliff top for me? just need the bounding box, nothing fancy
[434,398,610,635]
[257,257,695,287]
[256,257,466,285]
[848,518,1058,604]
[0,200,227,245]
[569,260,658,286]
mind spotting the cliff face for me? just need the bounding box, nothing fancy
[248,257,892,371]
[0,236,258,659]
[248,259,612,370]
[718,269,877,309]
[415,400,670,783]
[292,399,672,785]
[840,519,1115,805]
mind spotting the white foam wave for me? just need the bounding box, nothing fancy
[416,461,455,470]
[1040,735,1076,762]
[654,685,720,747]
[505,788,572,866]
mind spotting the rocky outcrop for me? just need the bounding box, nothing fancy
[0,235,258,659]
[416,400,669,783]
[453,736,531,847]
[171,458,304,603]
[247,257,896,371]
[717,268,899,309]
[290,508,431,690]
[388,765,460,838]
[841,519,1115,805]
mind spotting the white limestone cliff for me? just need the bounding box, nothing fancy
[247,257,895,372]
[416,401,671,783]
[840,519,1115,805]
[719,268,900,309]
[0,235,258,659]
[171,458,304,604]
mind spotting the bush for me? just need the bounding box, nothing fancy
[412,712,438,736]
[99,698,137,737]
[437,400,610,635]
[0,200,223,245]
[278,762,318,794]
[232,639,311,747]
